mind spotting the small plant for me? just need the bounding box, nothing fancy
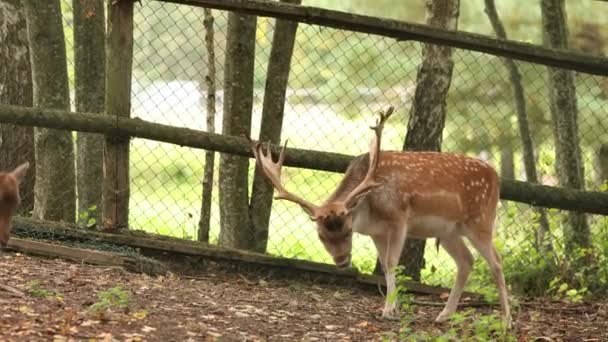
[78,205,98,229]
[469,312,515,342]
[89,286,130,315]
[26,280,61,299]
[549,279,586,303]
[384,267,516,341]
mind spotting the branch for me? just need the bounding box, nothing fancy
[154,0,608,76]
[0,283,26,298]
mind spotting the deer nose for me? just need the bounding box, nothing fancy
[335,254,351,268]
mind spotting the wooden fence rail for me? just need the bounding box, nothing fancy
[155,0,608,76]
[2,104,608,215]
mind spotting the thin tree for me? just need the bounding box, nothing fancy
[198,8,217,243]
[598,144,608,189]
[0,0,35,215]
[218,12,257,249]
[541,0,590,256]
[249,0,302,253]
[23,0,75,222]
[484,0,552,251]
[396,0,460,281]
[73,0,105,227]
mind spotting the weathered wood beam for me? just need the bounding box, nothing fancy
[154,0,608,76]
[7,237,169,276]
[1,104,608,215]
[11,217,458,296]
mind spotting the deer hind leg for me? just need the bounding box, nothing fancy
[466,228,512,329]
[435,235,474,323]
[372,223,408,320]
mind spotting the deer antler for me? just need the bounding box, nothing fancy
[250,138,320,217]
[343,106,395,209]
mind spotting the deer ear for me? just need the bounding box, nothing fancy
[11,162,30,183]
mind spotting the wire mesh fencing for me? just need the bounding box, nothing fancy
[15,0,605,288]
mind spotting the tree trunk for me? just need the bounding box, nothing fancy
[218,12,257,249]
[23,0,75,222]
[198,8,216,243]
[102,0,133,231]
[249,0,301,253]
[541,0,590,255]
[0,0,35,215]
[598,144,608,189]
[382,0,460,281]
[500,142,515,181]
[73,0,105,227]
[484,0,552,251]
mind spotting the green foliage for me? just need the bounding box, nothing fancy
[26,280,62,299]
[385,268,516,342]
[469,205,608,303]
[546,245,608,302]
[89,286,131,315]
[78,205,98,229]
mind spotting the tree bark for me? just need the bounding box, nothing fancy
[541,0,590,254]
[73,0,105,227]
[484,0,552,251]
[218,12,257,249]
[0,0,35,215]
[198,8,216,243]
[103,0,134,231]
[500,142,515,181]
[394,0,460,281]
[23,0,75,222]
[598,144,608,189]
[249,0,302,253]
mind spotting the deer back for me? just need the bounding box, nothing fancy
[330,151,500,228]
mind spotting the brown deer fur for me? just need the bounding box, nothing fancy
[0,162,29,252]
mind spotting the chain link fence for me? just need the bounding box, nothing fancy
[12,0,603,289]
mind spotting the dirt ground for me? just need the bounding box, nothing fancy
[1,252,607,342]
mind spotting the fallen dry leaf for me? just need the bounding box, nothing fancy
[132,310,148,320]
[141,326,156,333]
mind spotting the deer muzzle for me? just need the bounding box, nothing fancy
[334,254,352,268]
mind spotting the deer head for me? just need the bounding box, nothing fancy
[0,162,29,252]
[251,107,394,268]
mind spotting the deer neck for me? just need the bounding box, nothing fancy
[324,154,369,205]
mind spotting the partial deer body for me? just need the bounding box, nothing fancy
[251,108,511,328]
[0,162,29,253]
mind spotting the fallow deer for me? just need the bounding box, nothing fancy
[0,162,30,254]
[250,107,511,327]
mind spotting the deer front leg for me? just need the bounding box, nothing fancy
[372,224,407,320]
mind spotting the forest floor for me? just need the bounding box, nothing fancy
[1,252,607,342]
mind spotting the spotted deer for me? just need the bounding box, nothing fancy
[0,162,29,254]
[250,107,511,327]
